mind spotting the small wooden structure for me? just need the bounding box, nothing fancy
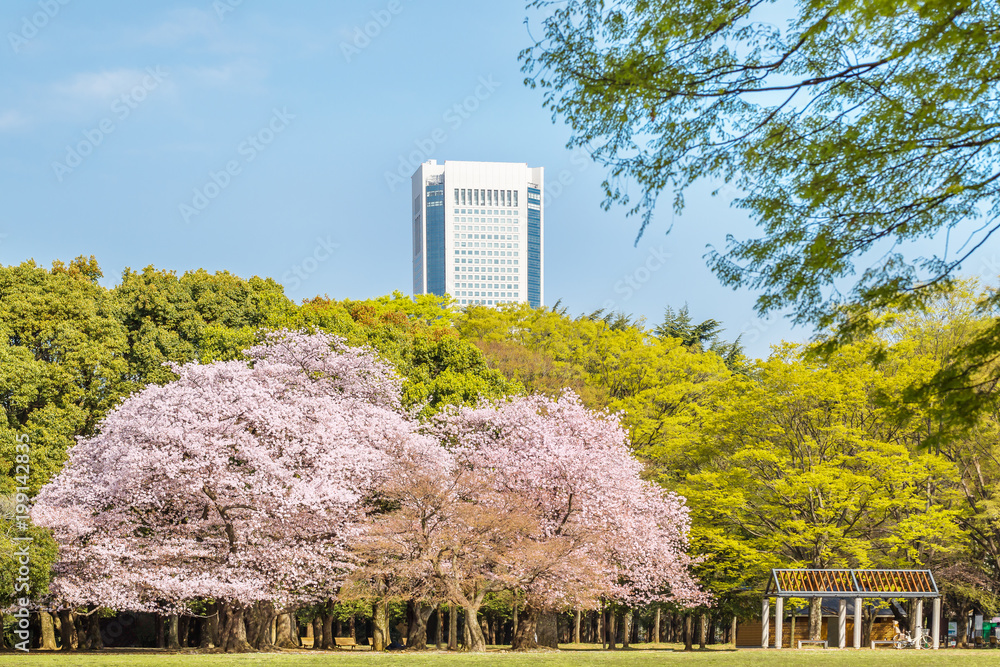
[761,569,941,650]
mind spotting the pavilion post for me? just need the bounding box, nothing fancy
[775,597,783,649]
[931,598,941,649]
[762,597,770,649]
[915,599,924,649]
[853,598,862,649]
[838,599,847,649]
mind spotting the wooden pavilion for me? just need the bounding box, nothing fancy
[761,569,941,649]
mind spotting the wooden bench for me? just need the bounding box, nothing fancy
[798,640,828,649]
[871,640,897,649]
[334,637,370,650]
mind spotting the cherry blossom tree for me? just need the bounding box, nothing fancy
[437,391,708,649]
[33,330,429,651]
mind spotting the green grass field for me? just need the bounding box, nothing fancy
[5,643,998,666]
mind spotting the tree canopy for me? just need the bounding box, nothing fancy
[521,0,1000,416]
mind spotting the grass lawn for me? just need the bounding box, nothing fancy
[6,643,1000,666]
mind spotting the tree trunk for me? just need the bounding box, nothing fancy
[622,610,632,648]
[407,601,434,650]
[808,597,822,640]
[179,615,191,648]
[731,614,738,645]
[202,604,220,648]
[59,609,79,651]
[76,613,90,650]
[436,604,445,649]
[699,613,707,649]
[87,612,103,650]
[537,611,558,649]
[464,605,487,652]
[311,617,322,649]
[322,609,335,649]
[512,605,540,650]
[684,614,693,651]
[218,601,252,652]
[598,608,605,648]
[372,600,389,651]
[275,612,297,648]
[653,608,661,644]
[958,607,970,648]
[574,610,582,644]
[246,601,276,650]
[166,614,180,649]
[40,612,58,650]
[789,610,796,649]
[448,604,458,650]
[608,611,617,649]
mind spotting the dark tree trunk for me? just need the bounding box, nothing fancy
[246,601,276,650]
[512,605,540,650]
[536,611,558,649]
[202,603,220,648]
[179,615,190,648]
[448,604,458,650]
[58,610,78,651]
[684,614,693,651]
[218,601,252,652]
[407,601,435,650]
[622,610,632,648]
[75,613,90,650]
[699,613,707,649]
[311,617,322,649]
[87,612,103,650]
[958,606,970,648]
[322,608,335,649]
[608,611,617,649]
[166,614,179,649]
[436,604,445,649]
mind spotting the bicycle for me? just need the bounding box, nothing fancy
[893,630,933,649]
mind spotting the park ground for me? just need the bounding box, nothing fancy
[6,643,999,666]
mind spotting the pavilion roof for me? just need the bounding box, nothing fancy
[765,569,938,598]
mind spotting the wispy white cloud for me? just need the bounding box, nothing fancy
[0,110,27,131]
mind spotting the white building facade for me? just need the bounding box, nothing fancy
[411,160,543,308]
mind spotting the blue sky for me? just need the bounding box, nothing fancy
[5,0,983,359]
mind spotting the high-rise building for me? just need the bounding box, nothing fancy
[411,159,543,308]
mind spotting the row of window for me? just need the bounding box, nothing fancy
[454,257,517,264]
[453,249,516,258]
[456,188,517,208]
[456,234,518,241]
[455,222,518,230]
[454,209,518,217]
[454,213,520,223]
[457,242,518,249]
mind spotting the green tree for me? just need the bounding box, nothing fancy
[675,344,963,636]
[0,258,131,493]
[522,0,1000,408]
